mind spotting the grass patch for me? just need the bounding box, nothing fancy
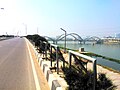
[59,47,78,52]
[83,52,120,64]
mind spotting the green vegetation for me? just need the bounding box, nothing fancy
[83,52,120,64]
[62,66,116,90]
[59,46,78,52]
[26,34,49,53]
[26,34,47,44]
[0,35,15,37]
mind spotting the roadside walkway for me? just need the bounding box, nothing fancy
[27,39,50,90]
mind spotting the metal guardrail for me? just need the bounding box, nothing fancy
[50,44,59,74]
[39,42,60,74]
[68,50,97,90]
[42,42,66,74]
[39,41,97,89]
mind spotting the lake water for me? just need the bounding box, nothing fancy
[50,41,120,72]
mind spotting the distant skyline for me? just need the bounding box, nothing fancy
[0,0,120,37]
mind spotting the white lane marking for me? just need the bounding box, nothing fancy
[26,39,41,90]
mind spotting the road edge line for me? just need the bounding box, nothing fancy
[26,38,41,90]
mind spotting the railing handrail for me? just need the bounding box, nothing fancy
[50,43,58,48]
[68,50,97,90]
[69,50,96,62]
[40,41,97,90]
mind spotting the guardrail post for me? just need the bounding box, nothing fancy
[93,60,97,90]
[63,59,65,68]
[40,41,44,57]
[56,46,59,74]
[69,52,72,69]
[50,45,52,67]
[45,42,47,60]
[50,44,59,74]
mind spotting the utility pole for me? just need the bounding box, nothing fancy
[25,25,27,35]
[22,23,27,36]
[37,27,39,34]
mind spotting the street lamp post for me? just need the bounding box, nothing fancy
[60,28,66,53]
[1,8,4,34]
[22,23,27,36]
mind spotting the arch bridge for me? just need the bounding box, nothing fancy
[83,36,103,44]
[44,34,102,44]
[56,33,83,43]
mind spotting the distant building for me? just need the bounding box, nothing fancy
[116,33,120,38]
[103,35,120,44]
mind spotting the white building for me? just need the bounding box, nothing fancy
[115,33,120,38]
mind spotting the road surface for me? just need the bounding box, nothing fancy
[0,37,49,90]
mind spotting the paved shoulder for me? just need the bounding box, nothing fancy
[25,38,50,90]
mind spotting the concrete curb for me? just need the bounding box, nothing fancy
[38,56,62,90]
[52,80,62,90]
[29,40,62,90]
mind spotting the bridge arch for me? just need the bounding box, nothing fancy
[84,36,101,41]
[83,36,103,44]
[56,33,83,43]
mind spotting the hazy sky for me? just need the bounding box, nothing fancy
[0,0,120,37]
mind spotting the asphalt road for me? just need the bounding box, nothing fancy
[0,38,37,90]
